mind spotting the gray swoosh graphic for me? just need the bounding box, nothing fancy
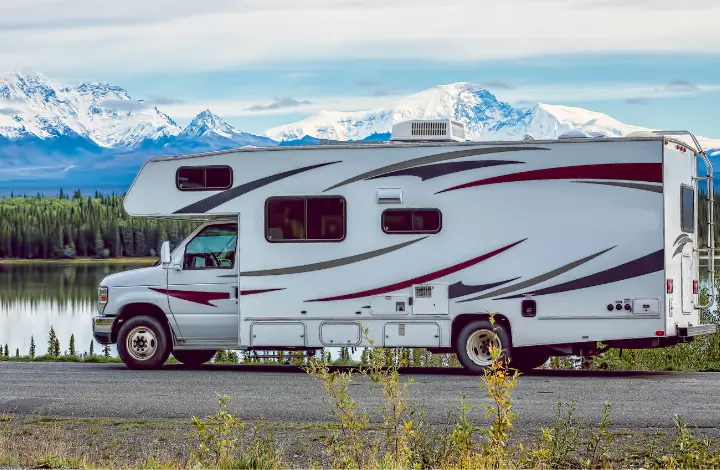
[572,181,663,193]
[175,161,340,214]
[674,234,691,245]
[458,246,616,302]
[323,146,548,192]
[672,239,692,258]
[241,237,427,276]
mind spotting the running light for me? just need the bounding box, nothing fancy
[667,279,674,294]
[656,330,665,336]
[693,280,699,294]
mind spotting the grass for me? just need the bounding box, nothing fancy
[0,257,158,265]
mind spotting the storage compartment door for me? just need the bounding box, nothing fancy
[371,295,410,315]
[320,322,361,346]
[251,322,306,347]
[384,322,440,347]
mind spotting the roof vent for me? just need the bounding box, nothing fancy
[390,119,466,142]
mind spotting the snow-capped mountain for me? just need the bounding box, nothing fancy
[173,110,276,149]
[0,72,181,148]
[265,82,720,149]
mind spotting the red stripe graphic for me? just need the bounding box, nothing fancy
[437,163,662,194]
[150,287,282,306]
[306,239,526,302]
[241,288,285,295]
[150,288,230,307]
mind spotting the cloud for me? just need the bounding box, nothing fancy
[101,99,148,112]
[356,79,381,87]
[2,0,720,75]
[479,79,516,90]
[372,89,403,97]
[625,97,649,105]
[0,107,21,115]
[245,97,311,112]
[147,95,185,105]
[665,79,699,92]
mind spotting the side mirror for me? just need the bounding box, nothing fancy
[160,241,171,266]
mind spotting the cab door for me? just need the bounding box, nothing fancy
[166,222,239,343]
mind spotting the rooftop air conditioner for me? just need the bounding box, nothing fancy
[390,119,466,142]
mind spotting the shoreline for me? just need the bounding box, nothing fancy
[0,257,158,265]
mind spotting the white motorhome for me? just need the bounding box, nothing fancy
[92,119,717,372]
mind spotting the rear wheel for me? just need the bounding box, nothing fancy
[117,316,171,370]
[172,349,217,366]
[510,347,550,373]
[455,320,512,374]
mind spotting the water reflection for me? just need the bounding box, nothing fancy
[0,263,153,356]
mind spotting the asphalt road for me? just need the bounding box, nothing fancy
[2,362,720,434]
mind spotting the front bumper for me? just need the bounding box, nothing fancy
[92,315,116,344]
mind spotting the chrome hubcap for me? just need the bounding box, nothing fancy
[126,326,158,361]
[466,329,501,366]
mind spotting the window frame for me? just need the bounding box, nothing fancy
[182,222,238,270]
[381,208,443,234]
[176,165,234,192]
[680,184,695,234]
[264,195,347,243]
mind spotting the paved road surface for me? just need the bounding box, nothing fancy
[2,362,719,433]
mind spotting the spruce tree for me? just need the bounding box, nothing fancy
[29,336,35,358]
[4,344,8,357]
[103,345,110,358]
[53,337,60,357]
[48,327,57,355]
[94,229,104,259]
[89,340,95,356]
[15,348,19,358]
[69,334,76,356]
[215,350,227,363]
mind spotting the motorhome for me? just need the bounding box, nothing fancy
[92,119,717,372]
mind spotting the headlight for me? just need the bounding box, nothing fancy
[98,286,108,314]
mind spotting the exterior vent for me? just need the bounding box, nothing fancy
[415,285,433,298]
[390,119,466,142]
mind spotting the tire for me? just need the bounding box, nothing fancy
[455,319,512,374]
[172,349,217,367]
[510,347,550,373]
[117,316,171,370]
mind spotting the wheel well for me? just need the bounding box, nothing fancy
[111,303,173,343]
[451,313,512,349]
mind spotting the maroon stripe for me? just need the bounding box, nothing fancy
[305,239,526,302]
[149,288,230,307]
[241,288,284,295]
[436,163,662,194]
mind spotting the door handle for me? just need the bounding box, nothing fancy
[233,287,239,298]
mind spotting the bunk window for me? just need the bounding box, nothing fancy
[265,196,346,242]
[681,185,694,233]
[176,166,233,191]
[382,209,442,234]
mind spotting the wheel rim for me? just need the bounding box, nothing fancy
[466,329,501,366]
[125,326,158,361]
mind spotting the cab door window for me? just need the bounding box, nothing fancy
[183,223,237,269]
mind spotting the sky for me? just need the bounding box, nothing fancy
[1,0,720,136]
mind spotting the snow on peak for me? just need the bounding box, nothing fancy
[265,82,533,142]
[183,109,238,138]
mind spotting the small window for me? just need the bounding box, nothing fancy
[183,223,237,269]
[177,166,233,191]
[382,209,442,234]
[266,196,345,242]
[681,185,694,233]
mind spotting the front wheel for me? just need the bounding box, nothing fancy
[455,320,512,374]
[172,349,217,367]
[117,316,171,370]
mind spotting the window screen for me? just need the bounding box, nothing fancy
[266,196,345,242]
[177,166,233,191]
[382,209,442,234]
[681,185,694,233]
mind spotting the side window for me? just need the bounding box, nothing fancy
[266,196,345,242]
[681,185,694,233]
[382,209,442,234]
[177,166,233,191]
[183,223,237,269]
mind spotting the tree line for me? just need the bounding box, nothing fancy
[0,190,196,259]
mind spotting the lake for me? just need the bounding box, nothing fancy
[0,263,153,357]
